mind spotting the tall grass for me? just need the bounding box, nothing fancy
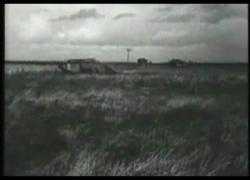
[4,65,248,176]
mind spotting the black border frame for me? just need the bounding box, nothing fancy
[1,1,249,177]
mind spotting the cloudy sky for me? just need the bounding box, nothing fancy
[5,4,248,62]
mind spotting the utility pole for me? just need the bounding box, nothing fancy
[126,48,132,62]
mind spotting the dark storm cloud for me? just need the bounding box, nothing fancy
[5,4,248,62]
[151,4,245,24]
[113,13,136,20]
[150,13,195,23]
[50,8,104,22]
[199,4,243,24]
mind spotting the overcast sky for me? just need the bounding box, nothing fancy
[5,4,248,62]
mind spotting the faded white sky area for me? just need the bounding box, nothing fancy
[5,4,248,62]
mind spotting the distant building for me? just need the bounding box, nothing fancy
[137,58,149,67]
[168,59,187,67]
[59,58,117,74]
[65,58,98,73]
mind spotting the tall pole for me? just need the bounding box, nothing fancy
[126,48,131,62]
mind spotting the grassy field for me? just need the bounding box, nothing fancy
[4,64,248,176]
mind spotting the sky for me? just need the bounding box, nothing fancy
[5,4,248,63]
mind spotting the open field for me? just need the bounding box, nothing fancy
[4,64,248,176]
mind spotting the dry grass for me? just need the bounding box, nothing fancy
[4,64,248,176]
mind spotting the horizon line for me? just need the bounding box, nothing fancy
[4,60,248,64]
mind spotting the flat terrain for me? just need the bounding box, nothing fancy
[4,64,248,176]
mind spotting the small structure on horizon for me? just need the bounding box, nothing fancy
[137,58,149,67]
[126,48,132,62]
[168,59,187,67]
[58,58,117,74]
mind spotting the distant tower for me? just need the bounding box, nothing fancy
[126,48,132,62]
